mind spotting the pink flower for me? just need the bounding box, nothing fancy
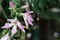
[23,11,33,28]
[0,33,10,40]
[21,1,33,28]
[2,19,25,36]
[9,2,16,9]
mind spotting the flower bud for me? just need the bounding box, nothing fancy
[9,2,16,9]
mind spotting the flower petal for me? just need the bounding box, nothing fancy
[28,15,33,21]
[1,23,12,29]
[28,18,33,26]
[7,19,14,23]
[26,11,33,14]
[17,21,25,32]
[19,25,25,33]
[0,33,10,40]
[11,25,17,36]
[23,16,28,28]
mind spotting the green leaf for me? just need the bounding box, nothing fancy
[40,10,50,19]
[0,0,2,4]
[38,0,47,9]
[29,0,40,15]
[12,0,21,7]
[19,31,26,40]
[21,0,26,3]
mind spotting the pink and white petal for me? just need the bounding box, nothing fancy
[23,16,28,28]
[7,19,14,23]
[17,21,25,32]
[28,15,33,21]
[1,23,12,29]
[28,19,33,26]
[18,25,25,32]
[21,25,25,32]
[0,33,10,40]
[11,26,17,36]
[30,11,34,13]
[26,11,33,14]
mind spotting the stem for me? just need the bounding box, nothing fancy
[19,29,21,40]
[26,0,30,11]
[0,5,8,19]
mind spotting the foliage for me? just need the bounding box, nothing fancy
[0,0,60,40]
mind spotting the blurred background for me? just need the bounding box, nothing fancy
[0,0,60,40]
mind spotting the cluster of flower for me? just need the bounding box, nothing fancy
[0,1,33,40]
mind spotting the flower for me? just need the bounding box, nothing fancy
[23,11,33,28]
[21,1,33,28]
[9,2,16,9]
[0,33,10,40]
[2,19,25,36]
